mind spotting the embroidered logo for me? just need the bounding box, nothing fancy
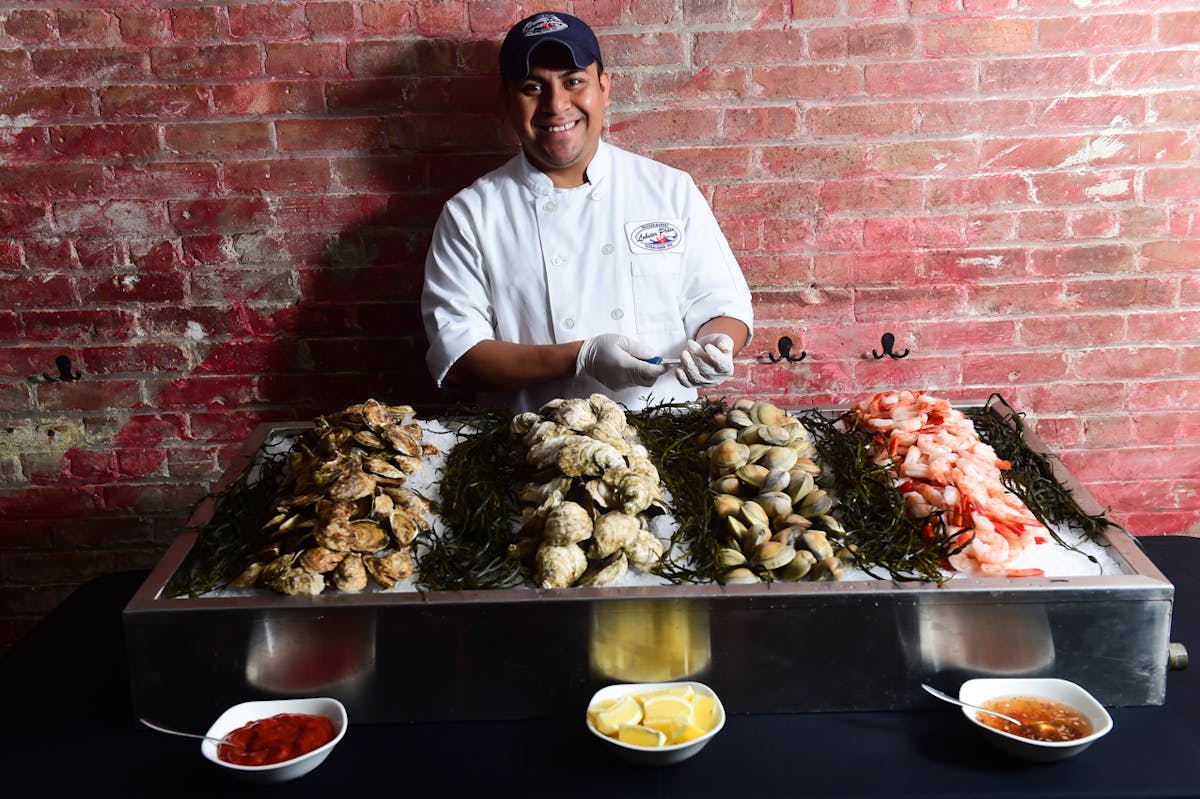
[628,221,683,252]
[523,14,568,37]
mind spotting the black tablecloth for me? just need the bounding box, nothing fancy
[4,536,1198,797]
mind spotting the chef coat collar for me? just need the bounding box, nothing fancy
[516,140,612,196]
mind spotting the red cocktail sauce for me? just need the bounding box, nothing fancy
[217,713,336,767]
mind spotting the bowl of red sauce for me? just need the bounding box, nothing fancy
[201,697,347,783]
[958,677,1113,762]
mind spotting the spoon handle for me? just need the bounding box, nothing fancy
[919,684,1024,727]
[139,718,241,748]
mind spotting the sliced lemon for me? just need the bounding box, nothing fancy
[586,697,616,723]
[643,714,690,743]
[592,694,643,736]
[689,695,718,732]
[642,695,695,725]
[635,684,696,702]
[672,723,708,743]
[617,723,667,748]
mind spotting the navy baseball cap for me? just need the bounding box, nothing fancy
[499,12,604,81]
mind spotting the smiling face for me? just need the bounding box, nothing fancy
[503,43,611,188]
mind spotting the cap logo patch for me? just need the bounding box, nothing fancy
[627,220,683,253]
[523,14,568,37]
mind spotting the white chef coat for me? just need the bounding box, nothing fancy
[421,141,754,412]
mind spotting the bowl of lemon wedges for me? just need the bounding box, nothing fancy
[586,681,725,765]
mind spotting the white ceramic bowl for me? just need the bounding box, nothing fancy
[201,697,348,784]
[586,681,725,766]
[958,677,1113,763]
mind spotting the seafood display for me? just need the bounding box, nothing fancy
[509,395,670,588]
[231,399,437,595]
[852,390,1050,577]
[699,399,850,584]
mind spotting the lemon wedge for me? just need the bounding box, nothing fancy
[617,723,667,747]
[689,695,718,732]
[642,695,694,724]
[672,723,708,743]
[591,694,643,735]
[636,684,696,702]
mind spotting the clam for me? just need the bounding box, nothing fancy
[777,549,817,580]
[709,439,751,473]
[750,401,789,426]
[710,475,743,495]
[817,514,845,534]
[760,468,791,494]
[708,427,739,444]
[772,524,807,546]
[720,567,761,585]
[713,493,744,519]
[801,530,835,561]
[735,463,770,488]
[738,500,770,529]
[754,540,796,570]
[740,523,772,554]
[750,491,792,520]
[773,512,812,532]
[811,557,844,582]
[787,471,816,503]
[792,458,822,477]
[732,398,755,412]
[797,488,833,518]
[759,446,799,472]
[716,547,748,569]
[726,408,754,428]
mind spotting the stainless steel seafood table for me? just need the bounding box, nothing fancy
[2,535,1196,797]
[122,403,1175,729]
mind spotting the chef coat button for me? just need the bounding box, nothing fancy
[590,190,602,201]
[551,255,564,266]
[543,201,557,212]
[563,318,575,329]
[601,244,614,255]
[611,309,624,320]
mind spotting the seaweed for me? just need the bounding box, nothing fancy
[414,409,527,591]
[624,398,727,583]
[798,409,956,584]
[966,394,1130,558]
[164,433,294,598]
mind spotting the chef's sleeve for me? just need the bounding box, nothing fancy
[421,204,496,388]
[678,182,755,344]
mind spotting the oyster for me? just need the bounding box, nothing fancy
[364,550,414,589]
[590,511,639,559]
[536,543,587,589]
[542,501,594,546]
[331,553,368,592]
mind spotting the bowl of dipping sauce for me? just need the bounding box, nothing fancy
[201,697,347,783]
[958,677,1113,762]
[586,681,725,766]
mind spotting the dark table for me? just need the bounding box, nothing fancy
[4,536,1198,797]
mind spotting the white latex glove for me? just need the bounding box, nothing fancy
[676,333,735,388]
[576,334,669,391]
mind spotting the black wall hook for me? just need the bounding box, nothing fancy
[768,335,806,363]
[871,332,909,360]
[43,354,82,382]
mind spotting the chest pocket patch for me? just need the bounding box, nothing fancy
[625,219,686,254]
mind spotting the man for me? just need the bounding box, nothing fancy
[421,11,753,411]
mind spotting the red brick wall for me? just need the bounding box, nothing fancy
[1,1,1198,650]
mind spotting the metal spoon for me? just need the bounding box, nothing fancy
[920,684,1025,727]
[139,717,244,749]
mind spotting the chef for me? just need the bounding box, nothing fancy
[421,11,753,412]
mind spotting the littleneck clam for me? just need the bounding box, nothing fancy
[700,399,852,584]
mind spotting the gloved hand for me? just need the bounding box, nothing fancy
[676,333,735,388]
[576,334,669,391]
